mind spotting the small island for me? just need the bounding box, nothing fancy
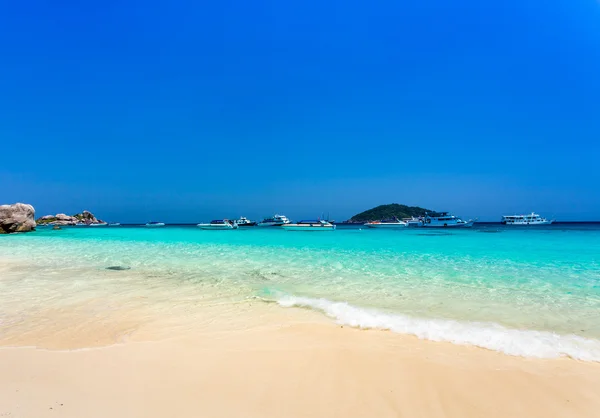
[347,203,435,223]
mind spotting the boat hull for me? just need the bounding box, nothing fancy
[237,222,257,227]
[145,223,165,227]
[257,223,286,227]
[502,220,554,226]
[364,223,407,229]
[406,222,422,228]
[197,224,237,230]
[421,220,475,228]
[282,225,336,231]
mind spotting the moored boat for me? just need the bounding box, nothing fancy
[404,217,424,227]
[257,214,291,227]
[420,212,474,228]
[89,222,108,227]
[197,219,238,230]
[282,220,336,231]
[145,221,165,227]
[235,217,257,227]
[364,217,408,229]
[501,213,553,225]
[108,223,121,226]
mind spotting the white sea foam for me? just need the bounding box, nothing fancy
[276,294,600,362]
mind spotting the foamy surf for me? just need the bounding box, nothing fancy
[275,294,600,362]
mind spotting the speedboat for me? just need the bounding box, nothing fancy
[420,212,474,228]
[197,219,238,230]
[89,222,108,227]
[282,220,336,231]
[235,217,257,227]
[257,214,291,227]
[108,223,121,226]
[364,217,408,229]
[145,221,165,227]
[501,213,553,225]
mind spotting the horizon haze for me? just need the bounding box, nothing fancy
[2,1,599,222]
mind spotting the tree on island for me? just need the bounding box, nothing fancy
[348,203,436,222]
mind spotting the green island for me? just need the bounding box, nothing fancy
[348,204,436,223]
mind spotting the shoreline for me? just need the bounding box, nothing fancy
[2,272,600,416]
[2,321,600,418]
[2,256,600,360]
[2,232,600,417]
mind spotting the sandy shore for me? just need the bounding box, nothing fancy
[1,257,600,417]
[2,318,600,418]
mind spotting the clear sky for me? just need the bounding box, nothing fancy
[1,1,599,222]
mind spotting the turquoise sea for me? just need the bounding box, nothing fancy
[1,223,600,360]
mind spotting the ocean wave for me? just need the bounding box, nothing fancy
[275,294,600,362]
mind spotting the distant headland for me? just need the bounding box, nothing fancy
[0,203,109,233]
[36,210,105,226]
[345,204,435,223]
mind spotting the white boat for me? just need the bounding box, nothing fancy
[282,220,336,231]
[235,217,257,227]
[257,214,291,227]
[404,217,424,227]
[145,221,165,227]
[89,222,108,227]
[364,217,408,229]
[108,223,121,226]
[420,212,474,228]
[197,219,238,230]
[501,213,553,225]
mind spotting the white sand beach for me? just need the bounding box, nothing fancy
[2,303,600,418]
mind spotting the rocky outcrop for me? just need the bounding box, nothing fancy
[36,210,104,226]
[76,210,100,224]
[55,214,73,221]
[0,203,36,234]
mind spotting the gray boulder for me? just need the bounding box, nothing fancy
[0,203,36,234]
[55,213,74,221]
[79,210,100,224]
[52,220,77,226]
[52,213,78,225]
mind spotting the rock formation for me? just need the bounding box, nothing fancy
[36,210,104,226]
[76,210,100,224]
[0,203,36,233]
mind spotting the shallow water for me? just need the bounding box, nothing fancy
[1,224,600,359]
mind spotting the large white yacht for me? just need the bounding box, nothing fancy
[364,217,408,229]
[501,213,553,225]
[420,212,475,228]
[257,214,291,227]
[282,220,336,231]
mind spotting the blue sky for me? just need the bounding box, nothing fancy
[1,1,599,222]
